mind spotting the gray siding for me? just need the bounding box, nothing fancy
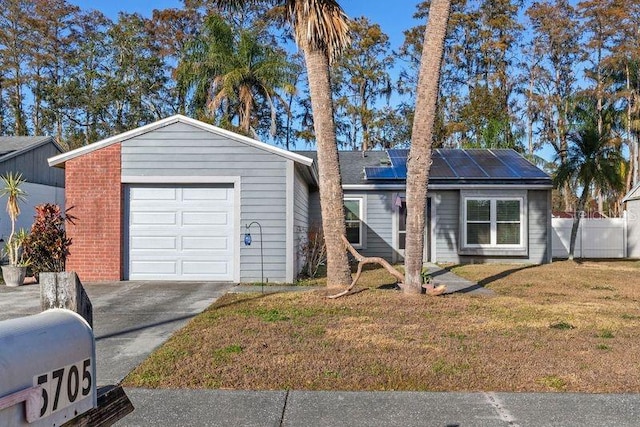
[527,190,551,263]
[347,190,395,260]
[434,190,460,262]
[627,199,640,258]
[0,142,64,187]
[309,191,321,226]
[121,121,289,282]
[434,189,551,264]
[293,167,310,277]
[309,190,396,260]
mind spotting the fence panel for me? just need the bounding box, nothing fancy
[551,216,626,259]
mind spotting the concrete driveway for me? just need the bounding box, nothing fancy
[0,280,234,385]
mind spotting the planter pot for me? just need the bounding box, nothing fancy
[2,265,27,287]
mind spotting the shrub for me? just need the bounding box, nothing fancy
[23,204,72,278]
[298,224,326,279]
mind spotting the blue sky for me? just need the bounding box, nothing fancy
[69,1,421,53]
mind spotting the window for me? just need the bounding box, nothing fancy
[344,198,363,247]
[464,198,523,247]
[398,201,407,250]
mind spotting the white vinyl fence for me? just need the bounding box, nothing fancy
[552,214,627,258]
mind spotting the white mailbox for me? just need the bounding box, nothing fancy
[0,309,97,426]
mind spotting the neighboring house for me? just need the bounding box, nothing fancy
[0,137,65,239]
[48,115,552,283]
[623,182,640,258]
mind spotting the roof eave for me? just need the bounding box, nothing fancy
[0,136,58,164]
[48,115,314,168]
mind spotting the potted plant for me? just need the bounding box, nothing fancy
[1,172,28,287]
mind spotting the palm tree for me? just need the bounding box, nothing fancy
[212,0,352,288]
[404,0,451,293]
[0,172,27,265]
[177,15,294,138]
[555,109,624,260]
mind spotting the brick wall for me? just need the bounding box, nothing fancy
[65,144,122,281]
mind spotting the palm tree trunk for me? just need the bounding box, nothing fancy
[404,0,451,293]
[569,183,590,260]
[303,47,351,289]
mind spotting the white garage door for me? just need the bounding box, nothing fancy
[127,185,235,280]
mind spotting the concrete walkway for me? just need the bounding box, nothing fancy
[424,263,495,296]
[232,264,493,296]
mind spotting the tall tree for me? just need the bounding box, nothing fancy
[554,99,624,259]
[205,0,352,289]
[332,16,394,151]
[404,0,451,293]
[30,0,81,138]
[526,0,584,210]
[106,13,169,133]
[403,0,523,149]
[0,0,35,135]
[61,10,113,147]
[148,8,202,115]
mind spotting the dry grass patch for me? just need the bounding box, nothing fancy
[123,260,640,392]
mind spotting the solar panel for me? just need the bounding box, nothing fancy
[491,150,549,178]
[439,149,488,178]
[362,148,550,182]
[364,166,400,180]
[466,149,518,178]
[430,151,457,178]
[388,149,409,168]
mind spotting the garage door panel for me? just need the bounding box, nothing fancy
[182,236,229,251]
[182,260,230,275]
[130,236,177,250]
[183,187,232,201]
[131,211,177,225]
[128,185,235,281]
[130,261,177,275]
[182,212,228,226]
[130,187,177,200]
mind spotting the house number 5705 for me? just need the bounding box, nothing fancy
[33,358,93,419]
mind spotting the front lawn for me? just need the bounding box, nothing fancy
[123,260,640,392]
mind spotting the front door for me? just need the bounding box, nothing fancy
[395,197,431,262]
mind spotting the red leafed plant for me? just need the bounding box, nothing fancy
[23,204,72,279]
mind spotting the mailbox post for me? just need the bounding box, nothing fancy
[0,309,97,426]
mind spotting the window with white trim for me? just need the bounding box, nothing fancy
[344,198,363,247]
[464,198,523,247]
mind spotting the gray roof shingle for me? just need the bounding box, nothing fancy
[0,136,54,158]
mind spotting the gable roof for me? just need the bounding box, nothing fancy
[48,115,314,168]
[0,136,62,162]
[623,181,640,203]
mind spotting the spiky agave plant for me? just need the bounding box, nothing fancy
[0,172,27,265]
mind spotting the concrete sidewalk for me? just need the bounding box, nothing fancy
[118,389,640,426]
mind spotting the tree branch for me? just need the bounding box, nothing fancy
[327,235,445,298]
